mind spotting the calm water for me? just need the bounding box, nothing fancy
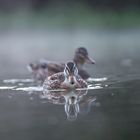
[0,29,140,140]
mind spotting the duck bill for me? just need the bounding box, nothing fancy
[68,76,77,85]
[85,56,95,64]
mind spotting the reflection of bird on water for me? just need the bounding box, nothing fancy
[28,47,95,83]
[64,94,80,121]
[43,61,87,91]
[41,89,98,121]
[41,89,88,121]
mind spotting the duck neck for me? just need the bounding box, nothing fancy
[73,57,84,69]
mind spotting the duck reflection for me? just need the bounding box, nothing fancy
[64,93,80,121]
[41,88,97,121]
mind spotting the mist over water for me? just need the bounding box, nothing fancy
[0,28,140,78]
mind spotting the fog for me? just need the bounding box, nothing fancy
[0,28,139,78]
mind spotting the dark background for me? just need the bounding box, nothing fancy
[0,0,140,11]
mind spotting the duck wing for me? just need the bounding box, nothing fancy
[47,62,65,76]
[43,72,65,90]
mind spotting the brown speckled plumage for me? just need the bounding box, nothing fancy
[43,62,88,91]
[43,72,87,90]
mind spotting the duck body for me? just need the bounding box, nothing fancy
[43,62,88,91]
[43,72,87,90]
[28,60,64,83]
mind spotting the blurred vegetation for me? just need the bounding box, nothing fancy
[0,0,140,28]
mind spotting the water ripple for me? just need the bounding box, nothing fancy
[0,86,16,90]
[3,79,34,84]
[0,78,106,92]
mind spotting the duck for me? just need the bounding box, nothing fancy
[28,47,95,83]
[43,61,88,91]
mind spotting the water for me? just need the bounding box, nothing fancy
[0,29,140,140]
[0,75,140,140]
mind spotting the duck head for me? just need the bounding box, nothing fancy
[64,61,78,85]
[74,47,95,67]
